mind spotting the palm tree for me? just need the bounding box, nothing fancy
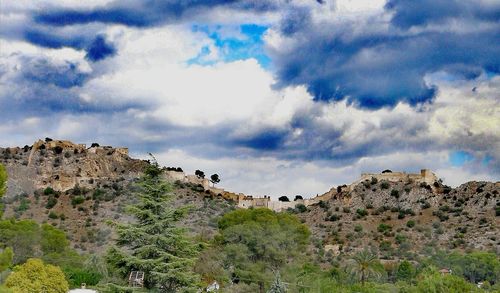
[347,250,382,285]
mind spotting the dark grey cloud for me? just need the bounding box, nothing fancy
[270,0,500,108]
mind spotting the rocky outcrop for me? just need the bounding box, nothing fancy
[0,139,146,198]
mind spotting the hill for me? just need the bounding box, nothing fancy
[0,139,498,258]
[296,175,499,261]
[0,139,233,253]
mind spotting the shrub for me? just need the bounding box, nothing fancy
[64,268,102,287]
[92,189,105,200]
[406,220,416,228]
[5,258,69,293]
[329,214,341,221]
[295,204,307,213]
[421,201,431,209]
[370,177,378,185]
[343,207,351,213]
[71,196,85,206]
[380,181,390,189]
[395,234,406,244]
[48,212,58,219]
[354,225,363,232]
[356,209,368,217]
[379,240,392,251]
[398,211,406,219]
[377,223,392,233]
[43,187,55,195]
[390,189,400,198]
[433,210,449,222]
[45,196,57,209]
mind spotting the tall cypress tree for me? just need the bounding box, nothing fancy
[107,163,200,292]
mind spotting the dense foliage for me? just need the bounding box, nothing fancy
[5,258,69,293]
[106,163,200,292]
[196,208,311,292]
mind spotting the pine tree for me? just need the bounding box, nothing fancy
[267,272,287,293]
[107,163,200,292]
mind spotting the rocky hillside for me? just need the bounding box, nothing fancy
[0,139,234,254]
[0,138,145,198]
[298,177,499,261]
[1,139,498,259]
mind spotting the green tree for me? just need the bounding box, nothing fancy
[347,250,382,285]
[0,219,82,268]
[5,258,69,293]
[414,267,481,293]
[217,208,310,292]
[106,163,200,292]
[210,174,220,187]
[396,260,415,281]
[0,247,13,272]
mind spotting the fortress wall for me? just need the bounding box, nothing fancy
[267,201,298,212]
[238,200,255,209]
[165,170,186,182]
[209,186,224,195]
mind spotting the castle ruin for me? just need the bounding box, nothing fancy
[164,169,439,212]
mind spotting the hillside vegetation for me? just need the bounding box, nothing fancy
[0,140,499,292]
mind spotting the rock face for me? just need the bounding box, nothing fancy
[0,139,146,198]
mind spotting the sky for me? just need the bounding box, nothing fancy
[0,0,499,198]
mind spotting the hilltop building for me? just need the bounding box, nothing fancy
[164,169,438,212]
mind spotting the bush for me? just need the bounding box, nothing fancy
[354,225,363,232]
[5,258,69,293]
[48,212,58,219]
[295,204,307,213]
[381,181,390,189]
[92,189,105,200]
[45,196,57,209]
[406,220,416,228]
[370,177,378,185]
[71,196,85,206]
[421,201,431,209]
[356,209,368,217]
[64,267,102,287]
[328,214,341,221]
[390,189,399,198]
[43,187,55,195]
[377,223,392,233]
[433,210,449,222]
[343,207,351,213]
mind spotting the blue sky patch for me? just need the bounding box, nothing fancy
[189,24,270,68]
[449,151,474,167]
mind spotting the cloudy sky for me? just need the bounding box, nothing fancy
[1,0,499,198]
